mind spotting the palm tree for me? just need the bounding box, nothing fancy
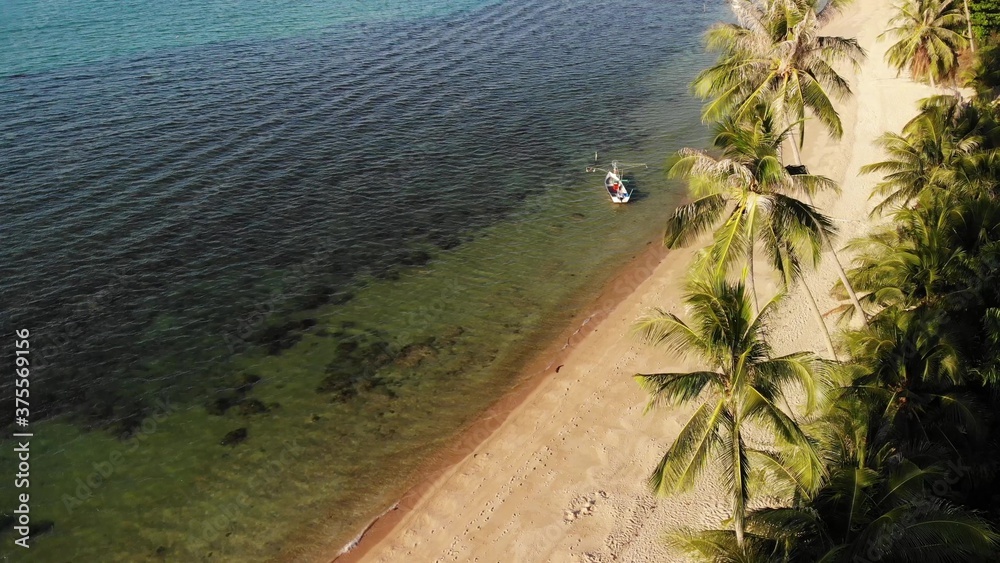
[841,307,979,440]
[634,275,825,547]
[834,184,1000,456]
[841,189,1000,324]
[883,0,968,88]
[670,394,1000,562]
[690,1,868,326]
[861,95,994,214]
[672,456,1000,563]
[694,0,866,159]
[665,110,846,355]
[963,42,1000,99]
[843,198,973,313]
[862,129,957,215]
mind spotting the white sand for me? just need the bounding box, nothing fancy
[341,1,935,561]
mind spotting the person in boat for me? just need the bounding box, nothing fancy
[613,182,627,198]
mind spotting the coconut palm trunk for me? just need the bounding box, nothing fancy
[815,223,869,326]
[785,124,869,327]
[964,0,976,53]
[747,242,760,313]
[802,279,838,359]
[731,400,748,546]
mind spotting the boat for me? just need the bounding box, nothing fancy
[587,158,646,204]
[604,165,630,204]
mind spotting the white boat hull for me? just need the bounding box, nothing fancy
[605,171,631,203]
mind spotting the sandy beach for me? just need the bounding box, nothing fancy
[335,1,936,561]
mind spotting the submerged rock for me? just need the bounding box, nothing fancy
[252,318,317,355]
[376,268,401,281]
[206,372,264,416]
[236,373,261,395]
[254,325,302,355]
[296,286,335,310]
[393,338,438,369]
[237,399,270,416]
[317,327,408,400]
[317,378,358,401]
[206,395,240,416]
[336,340,359,355]
[331,292,354,306]
[434,236,462,251]
[221,428,248,446]
[400,250,433,267]
[29,520,54,536]
[113,398,151,439]
[317,362,390,400]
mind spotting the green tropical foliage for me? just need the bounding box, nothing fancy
[636,1,1000,561]
[664,109,844,352]
[963,40,1000,97]
[969,0,1000,37]
[665,111,834,280]
[861,95,999,214]
[844,191,1000,311]
[693,0,865,149]
[882,0,969,87]
[634,276,825,546]
[671,417,1000,562]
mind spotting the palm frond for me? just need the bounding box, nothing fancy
[634,371,722,412]
[649,397,729,495]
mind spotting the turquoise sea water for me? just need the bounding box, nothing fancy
[0,0,725,560]
[0,0,501,77]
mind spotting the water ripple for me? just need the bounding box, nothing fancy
[1,0,721,473]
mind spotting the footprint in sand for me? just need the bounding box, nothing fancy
[563,491,608,523]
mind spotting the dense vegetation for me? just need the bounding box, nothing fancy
[636,0,1000,560]
[971,0,1000,37]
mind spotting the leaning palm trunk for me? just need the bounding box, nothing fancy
[787,129,804,167]
[802,279,838,359]
[964,0,976,53]
[747,242,760,313]
[815,224,869,326]
[784,122,870,327]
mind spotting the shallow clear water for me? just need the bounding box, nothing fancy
[0,0,725,560]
